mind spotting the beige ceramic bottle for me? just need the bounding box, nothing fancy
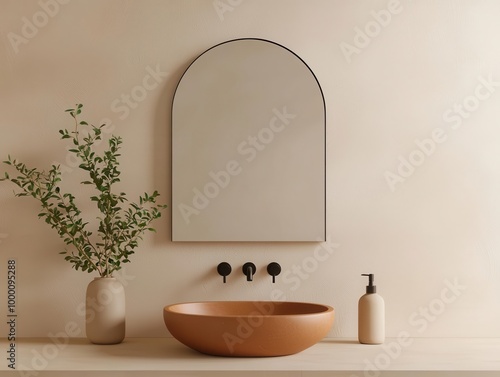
[358,273,385,344]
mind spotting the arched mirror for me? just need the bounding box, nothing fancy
[172,38,325,241]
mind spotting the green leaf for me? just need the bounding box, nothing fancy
[2,104,168,277]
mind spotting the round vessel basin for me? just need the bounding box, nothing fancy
[163,301,334,357]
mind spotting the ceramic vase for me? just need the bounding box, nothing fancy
[85,277,125,344]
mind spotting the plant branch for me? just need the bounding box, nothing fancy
[1,104,167,277]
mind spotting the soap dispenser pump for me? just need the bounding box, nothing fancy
[358,273,385,344]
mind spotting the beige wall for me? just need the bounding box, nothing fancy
[1,0,500,339]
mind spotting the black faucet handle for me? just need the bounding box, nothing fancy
[217,262,232,283]
[267,262,281,283]
[242,262,256,281]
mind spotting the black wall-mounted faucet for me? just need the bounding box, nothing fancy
[242,262,256,281]
[267,262,281,283]
[217,262,232,283]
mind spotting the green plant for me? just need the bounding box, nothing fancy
[0,104,167,277]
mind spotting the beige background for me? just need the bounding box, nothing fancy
[0,0,499,339]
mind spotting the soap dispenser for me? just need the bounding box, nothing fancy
[358,273,385,344]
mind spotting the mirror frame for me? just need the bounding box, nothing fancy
[171,38,326,242]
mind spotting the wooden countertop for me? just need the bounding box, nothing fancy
[1,337,499,376]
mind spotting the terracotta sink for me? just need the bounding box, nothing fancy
[163,301,334,357]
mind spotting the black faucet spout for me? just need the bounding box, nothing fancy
[242,262,256,282]
[246,267,253,281]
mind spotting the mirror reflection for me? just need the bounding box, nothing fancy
[172,38,325,241]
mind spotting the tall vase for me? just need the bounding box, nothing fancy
[85,277,125,344]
